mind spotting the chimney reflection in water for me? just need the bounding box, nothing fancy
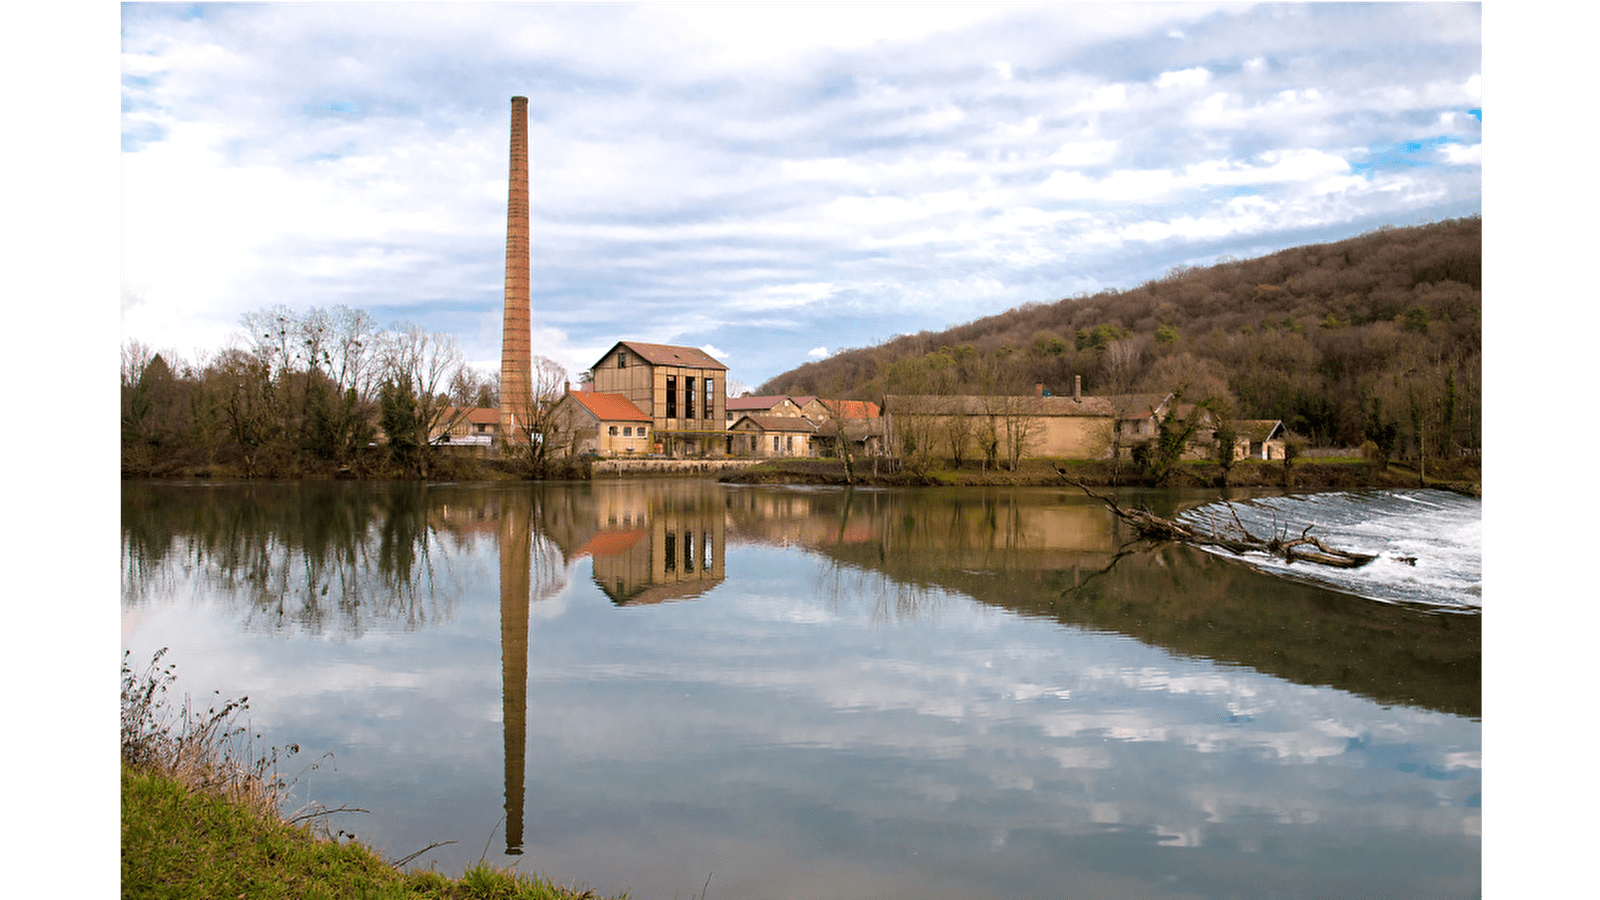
[499,500,531,856]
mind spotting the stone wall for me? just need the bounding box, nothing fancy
[591,458,766,477]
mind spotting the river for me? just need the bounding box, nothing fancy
[120,479,1481,900]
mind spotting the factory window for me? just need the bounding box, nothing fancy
[705,378,714,420]
[666,376,677,418]
[685,377,696,420]
[617,351,627,368]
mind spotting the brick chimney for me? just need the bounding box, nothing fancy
[1035,382,1044,397]
[500,96,532,441]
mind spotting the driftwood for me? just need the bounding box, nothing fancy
[1063,478,1378,569]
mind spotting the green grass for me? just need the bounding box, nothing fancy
[121,767,619,899]
[122,650,625,899]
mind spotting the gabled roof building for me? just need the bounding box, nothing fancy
[549,390,654,457]
[590,341,729,457]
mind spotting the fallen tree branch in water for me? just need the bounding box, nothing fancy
[1060,476,1378,569]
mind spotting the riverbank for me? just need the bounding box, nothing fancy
[123,764,626,899]
[125,452,1479,497]
[121,652,625,900]
[719,456,1481,495]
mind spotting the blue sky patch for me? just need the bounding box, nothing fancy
[1350,135,1467,177]
[122,121,167,153]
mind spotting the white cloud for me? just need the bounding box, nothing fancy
[1440,143,1482,166]
[1155,66,1210,90]
[117,3,1482,387]
[807,346,828,359]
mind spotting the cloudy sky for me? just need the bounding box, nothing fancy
[117,2,1483,390]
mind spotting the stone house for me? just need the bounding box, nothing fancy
[1103,393,1175,451]
[726,395,805,426]
[549,390,654,457]
[1229,419,1287,460]
[885,383,1120,461]
[590,341,729,457]
[431,406,502,446]
[797,397,881,422]
[728,414,822,458]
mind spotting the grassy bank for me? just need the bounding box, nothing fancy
[121,651,624,900]
[719,455,1481,495]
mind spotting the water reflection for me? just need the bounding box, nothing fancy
[500,495,531,856]
[122,481,465,636]
[726,486,1480,718]
[121,480,1480,899]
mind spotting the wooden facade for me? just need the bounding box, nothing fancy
[591,341,729,457]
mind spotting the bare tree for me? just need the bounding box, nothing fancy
[121,339,156,389]
[995,393,1040,470]
[938,394,975,468]
[1101,337,1145,396]
[450,365,500,409]
[326,305,379,400]
[505,355,570,475]
[208,346,280,479]
[240,304,300,380]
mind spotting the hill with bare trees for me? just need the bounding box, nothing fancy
[759,217,1480,456]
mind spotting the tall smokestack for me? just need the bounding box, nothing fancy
[500,96,532,441]
[1073,375,1081,401]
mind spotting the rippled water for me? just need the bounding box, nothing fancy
[1177,489,1482,610]
[121,480,1480,900]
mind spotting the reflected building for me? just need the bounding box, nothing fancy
[577,482,726,605]
[724,486,1121,573]
[497,481,727,854]
[537,480,728,606]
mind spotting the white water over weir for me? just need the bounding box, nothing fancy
[1177,489,1482,611]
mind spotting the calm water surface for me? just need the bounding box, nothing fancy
[121,479,1481,900]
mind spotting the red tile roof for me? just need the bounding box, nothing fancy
[821,399,880,419]
[569,391,652,421]
[575,529,647,558]
[440,406,502,425]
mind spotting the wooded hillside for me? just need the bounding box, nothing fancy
[759,217,1480,455]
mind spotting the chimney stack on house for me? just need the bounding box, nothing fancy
[1073,375,1082,401]
[500,96,532,441]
